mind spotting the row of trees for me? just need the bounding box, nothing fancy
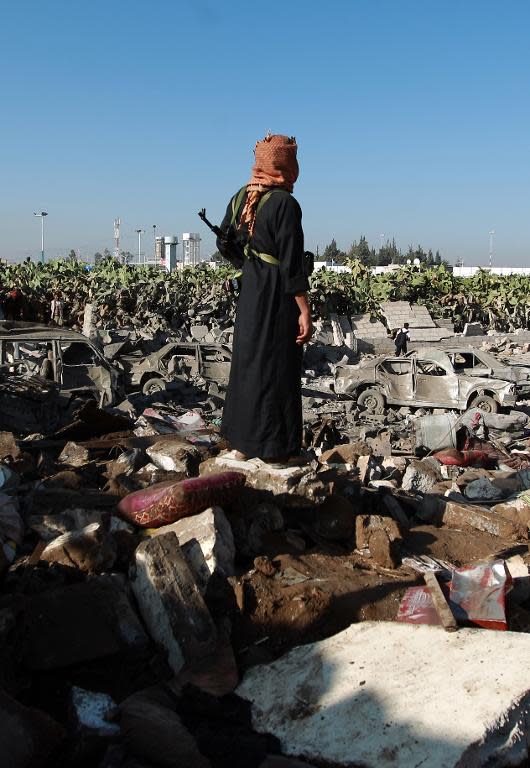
[321,237,446,267]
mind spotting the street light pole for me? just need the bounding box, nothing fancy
[152,225,157,261]
[33,211,48,264]
[489,230,495,269]
[136,229,144,264]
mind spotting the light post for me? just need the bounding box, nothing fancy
[33,211,48,263]
[489,230,495,269]
[152,225,157,261]
[136,229,144,264]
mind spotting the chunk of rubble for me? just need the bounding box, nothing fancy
[430,499,528,540]
[200,452,329,506]
[58,441,91,467]
[402,458,443,494]
[148,506,235,591]
[131,532,217,673]
[71,686,119,736]
[119,685,212,768]
[40,521,117,573]
[0,689,65,768]
[22,575,148,670]
[355,515,402,568]
[237,621,530,768]
[233,503,285,558]
[145,439,200,474]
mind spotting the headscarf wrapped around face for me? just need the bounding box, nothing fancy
[239,134,299,237]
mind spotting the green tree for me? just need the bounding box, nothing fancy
[322,238,346,265]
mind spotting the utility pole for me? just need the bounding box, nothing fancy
[152,224,157,261]
[136,229,144,264]
[33,211,48,264]
[380,233,385,250]
[114,218,121,262]
[489,230,495,269]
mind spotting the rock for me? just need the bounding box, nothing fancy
[200,453,329,506]
[441,500,528,540]
[254,555,278,577]
[314,495,355,541]
[0,689,65,768]
[40,521,117,573]
[463,322,485,336]
[402,458,443,494]
[355,514,402,566]
[233,503,284,558]
[381,456,408,483]
[71,687,119,736]
[190,325,209,341]
[237,621,530,768]
[22,576,148,670]
[58,441,91,467]
[131,532,217,673]
[0,431,21,463]
[119,685,211,768]
[148,507,236,591]
[491,495,530,530]
[145,439,199,474]
[321,444,363,465]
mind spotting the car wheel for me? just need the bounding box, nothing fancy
[472,395,498,414]
[142,378,166,396]
[357,387,385,414]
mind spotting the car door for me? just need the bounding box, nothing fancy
[58,341,105,397]
[375,359,414,404]
[414,358,459,407]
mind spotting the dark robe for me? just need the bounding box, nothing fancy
[217,187,309,460]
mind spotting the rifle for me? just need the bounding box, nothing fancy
[198,208,223,239]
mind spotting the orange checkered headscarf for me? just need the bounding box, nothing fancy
[239,133,299,236]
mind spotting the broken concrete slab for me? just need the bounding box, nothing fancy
[145,439,200,474]
[0,689,65,768]
[40,521,117,573]
[57,441,91,467]
[238,621,530,768]
[355,514,402,568]
[131,532,217,673]
[402,458,443,494]
[147,506,236,591]
[463,322,485,337]
[200,453,329,506]
[22,576,148,670]
[119,685,212,768]
[441,500,528,540]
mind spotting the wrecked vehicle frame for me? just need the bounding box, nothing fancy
[0,321,124,406]
[333,347,517,413]
[120,341,232,395]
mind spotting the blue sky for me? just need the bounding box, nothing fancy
[0,0,529,265]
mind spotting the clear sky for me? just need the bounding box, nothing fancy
[1,0,529,265]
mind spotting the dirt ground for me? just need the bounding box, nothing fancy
[232,522,530,667]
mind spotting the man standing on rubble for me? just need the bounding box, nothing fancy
[216,133,312,462]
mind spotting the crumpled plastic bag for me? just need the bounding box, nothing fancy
[117,471,245,528]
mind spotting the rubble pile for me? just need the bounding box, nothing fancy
[5,319,530,766]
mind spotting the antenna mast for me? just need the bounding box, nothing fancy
[114,218,121,262]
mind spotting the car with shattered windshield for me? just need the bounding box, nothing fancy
[440,347,530,397]
[120,342,232,395]
[0,322,124,406]
[333,348,517,413]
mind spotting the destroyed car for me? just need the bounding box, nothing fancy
[333,348,517,413]
[120,342,232,395]
[0,322,124,406]
[441,347,530,397]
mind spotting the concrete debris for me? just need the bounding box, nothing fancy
[40,521,117,573]
[0,689,65,768]
[402,458,443,494]
[200,452,330,505]
[131,532,217,673]
[238,621,530,768]
[463,321,485,336]
[4,310,530,765]
[148,506,236,591]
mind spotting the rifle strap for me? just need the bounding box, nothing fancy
[229,186,280,267]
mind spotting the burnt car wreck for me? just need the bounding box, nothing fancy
[0,322,123,406]
[334,347,517,413]
[120,342,232,395]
